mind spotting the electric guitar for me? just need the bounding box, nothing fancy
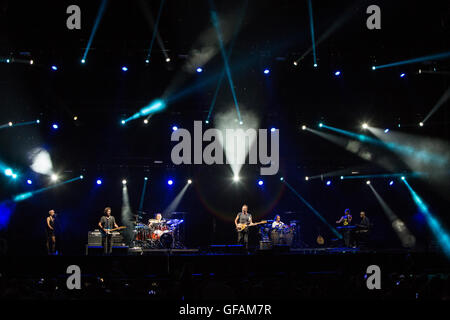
[103,226,127,235]
[236,221,267,232]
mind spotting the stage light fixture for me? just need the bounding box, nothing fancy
[305,176,309,181]
[239,121,243,125]
[334,70,341,76]
[52,124,59,130]
[318,123,323,128]
[326,180,331,186]
[401,176,405,180]
[96,179,102,185]
[73,116,78,121]
[263,69,270,74]
[362,123,368,129]
[30,60,34,65]
[400,73,406,78]
[27,179,32,185]
[36,120,40,124]
[165,57,171,62]
[280,177,284,181]
[12,174,17,179]
[144,119,149,124]
[205,120,209,124]
[293,61,298,66]
[366,180,371,185]
[145,59,150,64]
[313,63,318,68]
[5,169,14,177]
[51,174,59,182]
[196,67,203,73]
[172,126,178,131]
[6,59,10,63]
[122,66,128,72]
[258,180,264,186]
[233,175,240,182]
[301,125,306,130]
[8,122,13,127]
[271,127,276,132]
[419,122,424,127]
[167,179,174,185]
[122,179,127,185]
[372,66,376,70]
[340,176,344,180]
[51,66,58,71]
[384,128,390,133]
[144,177,148,181]
[187,179,192,184]
[121,120,126,125]
[81,59,86,64]
[79,175,84,179]
[389,180,394,186]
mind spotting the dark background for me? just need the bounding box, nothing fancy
[0,0,449,255]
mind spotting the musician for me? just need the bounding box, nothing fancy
[271,215,285,229]
[234,204,252,249]
[98,207,119,255]
[148,213,164,226]
[45,210,57,255]
[336,209,352,247]
[355,211,371,247]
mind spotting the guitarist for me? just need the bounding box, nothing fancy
[234,204,252,249]
[98,207,119,255]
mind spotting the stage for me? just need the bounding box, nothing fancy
[1,248,449,300]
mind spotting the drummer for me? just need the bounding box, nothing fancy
[148,213,165,227]
[271,215,285,229]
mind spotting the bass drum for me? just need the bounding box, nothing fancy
[160,232,174,249]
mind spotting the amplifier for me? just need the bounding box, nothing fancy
[88,231,102,246]
[259,241,272,250]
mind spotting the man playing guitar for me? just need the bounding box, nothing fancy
[98,207,119,255]
[235,204,252,249]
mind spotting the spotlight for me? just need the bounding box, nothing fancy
[122,179,127,185]
[144,119,149,124]
[301,125,306,130]
[384,128,390,133]
[271,127,276,132]
[400,73,406,78]
[372,66,376,70]
[205,120,209,124]
[52,124,59,130]
[334,70,341,76]
[293,61,298,66]
[258,179,264,186]
[305,176,309,181]
[419,122,424,127]
[144,177,148,181]
[121,120,126,125]
[96,179,102,185]
[280,177,284,181]
[51,65,58,71]
[187,179,192,184]
[6,59,10,63]
[81,59,86,64]
[401,176,405,180]
[165,57,171,63]
[362,123,368,129]
[340,176,344,180]
[239,121,243,125]
[12,174,17,179]
[122,66,128,72]
[318,123,323,128]
[326,180,331,186]
[30,60,34,65]
[167,179,174,185]
[172,125,178,131]
[73,116,78,121]
[398,124,401,128]
[313,63,318,68]
[196,67,203,73]
[27,179,32,185]
[366,180,371,185]
[389,180,394,186]
[4,168,13,176]
[51,174,59,182]
[8,122,13,127]
[36,119,40,124]
[263,69,270,74]
[145,59,150,64]
[233,175,240,182]
[79,175,84,179]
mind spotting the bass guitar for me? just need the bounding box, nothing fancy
[236,221,267,232]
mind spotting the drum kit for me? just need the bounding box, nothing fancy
[132,212,185,249]
[259,220,299,247]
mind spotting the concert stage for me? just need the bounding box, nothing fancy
[1,249,449,300]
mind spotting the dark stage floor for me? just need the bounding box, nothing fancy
[1,248,449,300]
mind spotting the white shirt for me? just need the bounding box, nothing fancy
[272,221,284,229]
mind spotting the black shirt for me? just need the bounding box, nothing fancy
[359,217,370,229]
